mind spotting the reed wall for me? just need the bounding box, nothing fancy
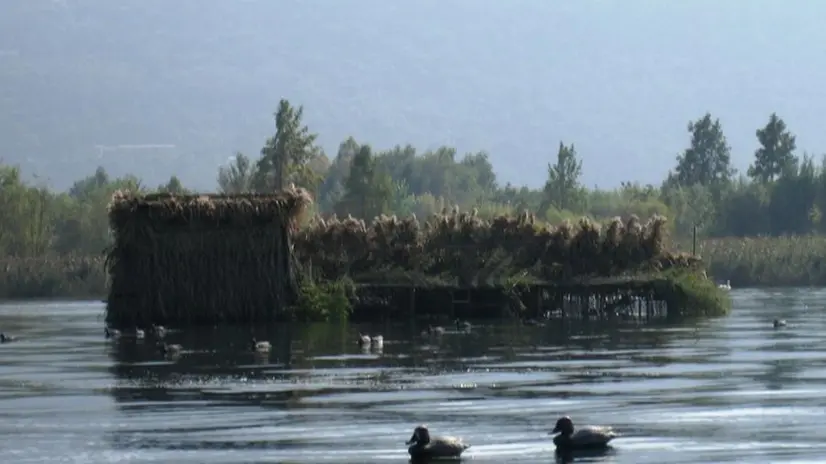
[105,190,311,328]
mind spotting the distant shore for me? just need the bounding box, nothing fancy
[698,235,826,288]
[0,255,106,300]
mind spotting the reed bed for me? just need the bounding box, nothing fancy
[700,235,826,287]
[0,255,106,299]
[293,207,698,285]
[105,188,312,327]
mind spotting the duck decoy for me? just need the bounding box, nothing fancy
[550,416,617,450]
[251,337,272,353]
[370,334,384,348]
[104,327,121,339]
[406,424,470,459]
[151,325,167,338]
[773,319,787,328]
[157,342,182,355]
[0,333,17,343]
[455,319,472,331]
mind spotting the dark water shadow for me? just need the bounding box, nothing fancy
[554,446,617,463]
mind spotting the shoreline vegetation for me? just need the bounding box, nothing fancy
[2,100,826,314]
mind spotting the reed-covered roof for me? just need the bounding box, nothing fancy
[108,189,313,230]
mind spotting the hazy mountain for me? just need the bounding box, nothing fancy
[2,0,825,191]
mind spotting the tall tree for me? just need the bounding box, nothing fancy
[317,137,360,209]
[542,141,583,212]
[673,113,734,187]
[336,145,393,219]
[218,152,256,194]
[254,99,322,192]
[748,113,797,183]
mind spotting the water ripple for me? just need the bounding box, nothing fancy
[1,290,825,462]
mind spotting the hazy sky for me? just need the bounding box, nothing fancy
[2,0,825,189]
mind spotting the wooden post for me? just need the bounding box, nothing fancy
[692,224,697,256]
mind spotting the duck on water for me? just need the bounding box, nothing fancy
[549,416,617,450]
[421,325,446,337]
[406,425,470,459]
[157,342,183,355]
[251,338,271,353]
[358,333,384,348]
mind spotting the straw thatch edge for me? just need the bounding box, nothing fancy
[107,188,314,231]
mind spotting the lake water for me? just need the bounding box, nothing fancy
[0,289,824,463]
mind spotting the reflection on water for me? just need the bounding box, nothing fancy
[1,289,826,463]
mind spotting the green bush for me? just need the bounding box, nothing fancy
[291,277,354,322]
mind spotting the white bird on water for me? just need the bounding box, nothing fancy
[718,280,731,290]
[358,333,384,349]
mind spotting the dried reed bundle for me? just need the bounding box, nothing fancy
[293,210,677,283]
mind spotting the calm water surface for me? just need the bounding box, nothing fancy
[1,289,825,463]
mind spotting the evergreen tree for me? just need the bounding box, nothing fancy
[337,145,393,219]
[254,99,322,192]
[673,113,734,187]
[542,141,583,212]
[748,113,797,183]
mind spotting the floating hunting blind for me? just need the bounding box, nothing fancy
[104,189,312,328]
[105,190,725,328]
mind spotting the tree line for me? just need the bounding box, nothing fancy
[0,99,821,259]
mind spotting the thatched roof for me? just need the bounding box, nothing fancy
[108,189,313,231]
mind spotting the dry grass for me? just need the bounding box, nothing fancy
[293,208,699,285]
[108,189,314,231]
[0,255,106,299]
[700,235,826,287]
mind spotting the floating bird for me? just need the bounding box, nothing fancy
[251,338,271,353]
[104,327,121,339]
[773,319,787,328]
[358,333,384,349]
[151,325,167,338]
[157,342,182,355]
[429,325,445,336]
[370,334,384,348]
[134,328,145,339]
[550,416,617,450]
[455,319,472,331]
[0,333,17,343]
[718,280,732,290]
[405,424,471,459]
